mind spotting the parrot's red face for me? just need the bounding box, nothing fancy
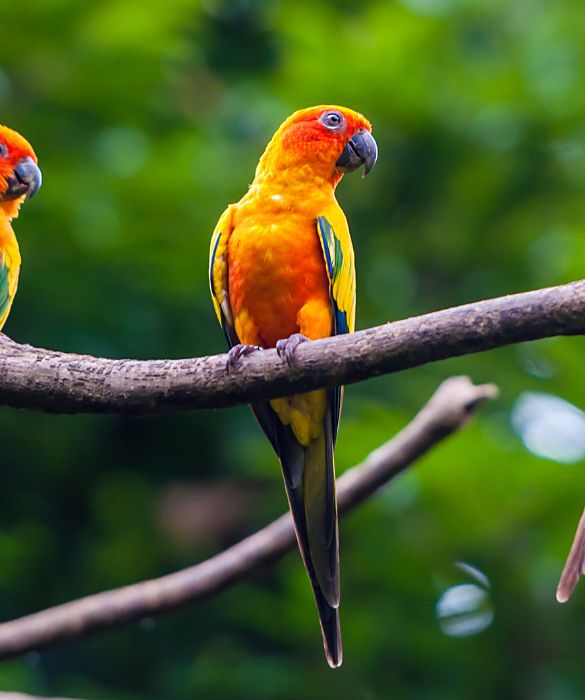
[277,105,377,182]
[0,125,42,210]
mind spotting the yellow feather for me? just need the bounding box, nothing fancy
[209,205,234,327]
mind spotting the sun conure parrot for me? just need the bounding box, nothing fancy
[209,105,377,667]
[0,125,42,331]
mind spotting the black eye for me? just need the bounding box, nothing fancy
[320,111,344,130]
[0,144,7,158]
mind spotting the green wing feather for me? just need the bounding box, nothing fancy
[0,253,12,330]
[317,214,356,444]
[316,212,356,335]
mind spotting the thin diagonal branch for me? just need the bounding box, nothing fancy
[0,280,581,414]
[0,376,496,660]
[557,506,585,603]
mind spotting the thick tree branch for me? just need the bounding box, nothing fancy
[0,377,496,660]
[0,280,581,414]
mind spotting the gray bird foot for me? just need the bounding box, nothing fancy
[226,344,262,373]
[276,333,309,367]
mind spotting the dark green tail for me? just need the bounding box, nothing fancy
[252,394,342,668]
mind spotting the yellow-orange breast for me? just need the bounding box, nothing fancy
[228,207,331,348]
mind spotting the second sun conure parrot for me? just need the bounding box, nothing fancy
[0,125,42,331]
[209,105,377,667]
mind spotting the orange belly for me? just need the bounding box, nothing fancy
[228,213,331,348]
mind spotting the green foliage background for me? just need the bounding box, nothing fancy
[1,0,585,697]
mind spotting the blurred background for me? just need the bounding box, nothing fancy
[1,0,585,698]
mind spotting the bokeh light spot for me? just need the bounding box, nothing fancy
[436,583,494,637]
[436,562,493,638]
[511,392,585,464]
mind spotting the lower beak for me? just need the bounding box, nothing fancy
[336,129,378,177]
[2,157,42,201]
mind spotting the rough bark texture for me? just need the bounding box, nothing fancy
[0,280,582,414]
[0,377,496,660]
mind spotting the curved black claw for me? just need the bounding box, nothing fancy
[226,344,261,374]
[276,333,309,368]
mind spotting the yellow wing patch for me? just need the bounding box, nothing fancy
[316,204,356,335]
[316,204,356,444]
[209,205,235,333]
[0,240,21,332]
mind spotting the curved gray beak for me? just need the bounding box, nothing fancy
[2,157,42,201]
[336,129,378,177]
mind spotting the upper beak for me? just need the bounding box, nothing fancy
[336,129,378,177]
[2,157,42,201]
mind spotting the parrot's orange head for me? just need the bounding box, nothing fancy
[0,125,42,219]
[260,105,377,186]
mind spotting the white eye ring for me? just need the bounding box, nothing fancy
[0,144,8,158]
[320,111,344,130]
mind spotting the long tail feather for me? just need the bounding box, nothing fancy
[253,395,342,667]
